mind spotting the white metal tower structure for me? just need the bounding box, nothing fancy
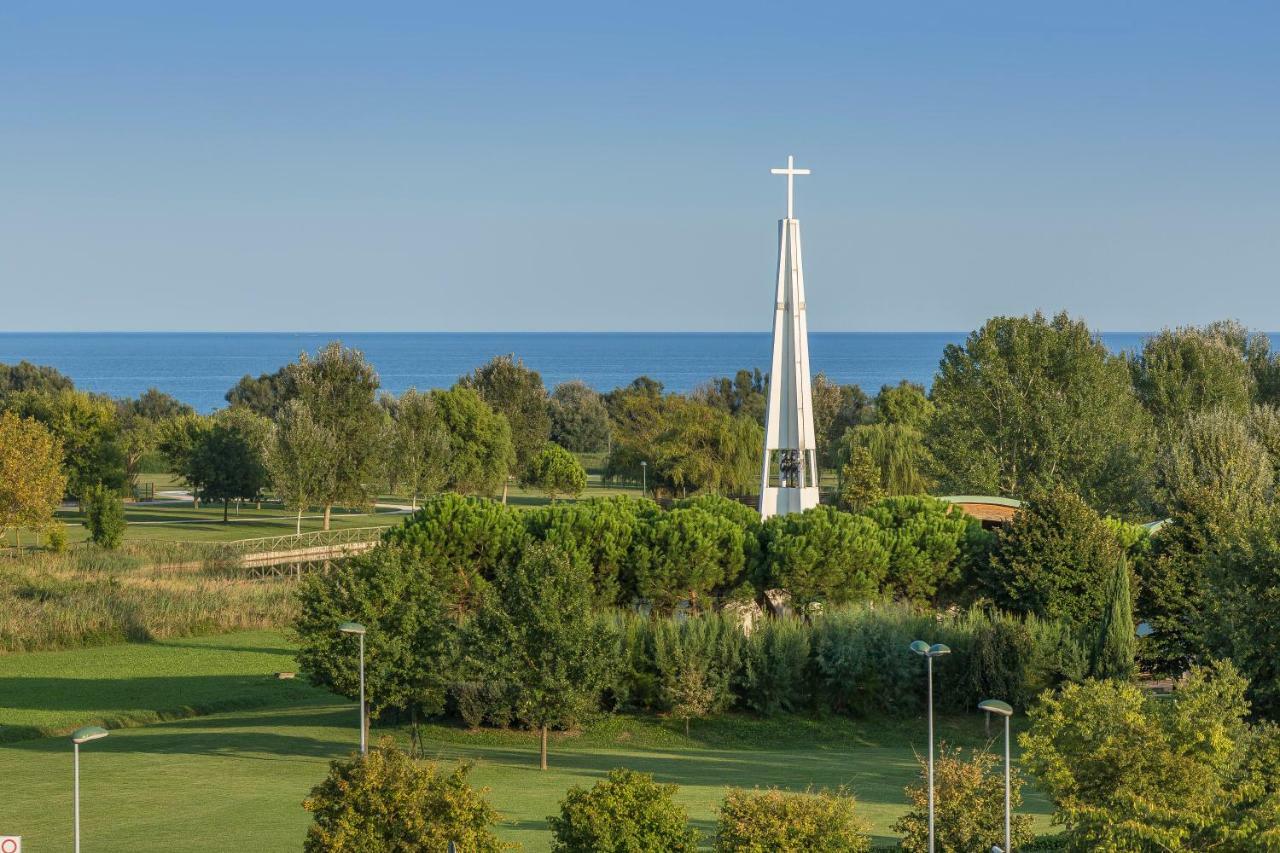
[759,155,820,519]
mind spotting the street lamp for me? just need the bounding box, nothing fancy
[640,461,647,497]
[71,726,108,853]
[339,621,367,755]
[979,699,1015,853]
[909,640,951,853]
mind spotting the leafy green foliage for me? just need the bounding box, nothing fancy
[985,486,1121,631]
[548,380,611,452]
[650,612,742,717]
[638,507,747,611]
[862,495,981,603]
[465,541,613,769]
[928,311,1153,516]
[80,482,125,549]
[874,380,934,429]
[1021,661,1279,850]
[1091,555,1136,681]
[811,373,871,471]
[697,368,767,423]
[893,744,1034,853]
[382,495,527,612]
[302,738,507,853]
[739,617,812,715]
[523,496,659,605]
[838,422,933,496]
[0,360,74,396]
[524,443,588,500]
[389,388,450,508]
[3,388,126,497]
[0,411,66,534]
[432,385,516,496]
[197,407,271,521]
[268,399,338,530]
[760,506,889,605]
[224,363,299,418]
[837,445,883,513]
[549,768,700,853]
[714,788,871,853]
[296,544,463,721]
[460,354,551,475]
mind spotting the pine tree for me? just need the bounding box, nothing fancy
[1092,555,1136,680]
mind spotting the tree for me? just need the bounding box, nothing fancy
[157,413,211,507]
[296,543,465,728]
[1092,555,1136,681]
[837,446,883,513]
[302,739,506,853]
[1132,323,1257,429]
[81,482,125,549]
[466,541,613,770]
[650,399,761,497]
[638,507,747,612]
[1020,661,1273,849]
[390,389,450,509]
[460,354,551,491]
[893,744,1034,853]
[984,486,1121,631]
[875,380,934,429]
[715,788,871,853]
[116,390,193,489]
[812,373,870,470]
[928,311,1153,516]
[0,412,66,542]
[522,496,660,605]
[225,363,299,418]
[432,386,515,497]
[524,444,587,501]
[3,389,126,499]
[294,343,385,530]
[548,380,611,452]
[837,423,933,496]
[196,408,271,522]
[759,506,890,605]
[268,400,337,534]
[697,368,767,423]
[663,661,715,736]
[863,495,981,603]
[0,361,73,396]
[549,768,700,853]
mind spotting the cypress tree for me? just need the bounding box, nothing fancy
[1092,555,1136,680]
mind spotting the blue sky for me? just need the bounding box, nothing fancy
[2,1,1277,332]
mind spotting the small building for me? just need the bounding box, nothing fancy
[938,495,1023,529]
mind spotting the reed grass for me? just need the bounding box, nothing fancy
[0,546,297,653]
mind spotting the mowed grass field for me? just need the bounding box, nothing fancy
[0,630,1055,852]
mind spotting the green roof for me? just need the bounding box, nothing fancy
[938,495,1024,509]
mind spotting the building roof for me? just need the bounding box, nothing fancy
[937,495,1024,509]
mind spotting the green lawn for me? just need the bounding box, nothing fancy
[0,631,1055,851]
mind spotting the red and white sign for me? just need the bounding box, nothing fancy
[0,836,21,853]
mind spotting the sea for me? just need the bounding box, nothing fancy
[0,331,1156,413]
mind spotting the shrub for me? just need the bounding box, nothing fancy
[80,483,125,549]
[651,612,742,716]
[812,602,934,715]
[45,524,67,553]
[524,443,588,500]
[760,506,889,605]
[549,768,700,852]
[739,616,812,715]
[715,787,870,852]
[892,743,1034,852]
[303,738,507,853]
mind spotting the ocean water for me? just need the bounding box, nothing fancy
[0,331,1153,413]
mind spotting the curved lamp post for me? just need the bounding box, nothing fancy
[71,726,108,853]
[339,622,367,755]
[909,641,950,853]
[979,699,1015,853]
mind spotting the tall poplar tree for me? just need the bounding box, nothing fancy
[1092,555,1136,681]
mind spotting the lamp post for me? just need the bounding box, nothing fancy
[640,461,647,497]
[339,622,367,755]
[71,726,108,853]
[979,699,1015,853]
[909,640,951,853]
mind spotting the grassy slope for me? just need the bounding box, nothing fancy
[0,631,1054,852]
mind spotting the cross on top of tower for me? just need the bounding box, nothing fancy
[770,154,810,219]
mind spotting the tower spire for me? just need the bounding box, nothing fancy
[760,155,820,519]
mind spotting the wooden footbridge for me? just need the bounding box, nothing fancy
[171,527,389,579]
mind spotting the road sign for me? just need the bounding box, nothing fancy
[0,836,21,853]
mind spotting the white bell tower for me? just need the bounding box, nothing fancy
[759,155,820,519]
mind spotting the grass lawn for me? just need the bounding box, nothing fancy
[0,631,1055,852]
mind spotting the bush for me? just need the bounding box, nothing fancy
[80,483,125,549]
[651,612,742,717]
[303,738,507,852]
[525,443,588,500]
[715,788,870,852]
[549,768,700,852]
[45,524,67,553]
[892,743,1034,852]
[739,617,812,715]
